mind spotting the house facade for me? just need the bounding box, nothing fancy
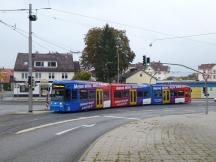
[198,64,216,81]
[121,69,157,84]
[13,52,80,96]
[127,61,170,81]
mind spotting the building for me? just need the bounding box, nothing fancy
[126,61,170,81]
[0,68,14,91]
[13,52,80,96]
[121,69,157,84]
[198,64,216,81]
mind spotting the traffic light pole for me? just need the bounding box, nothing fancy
[161,62,209,115]
[28,4,33,113]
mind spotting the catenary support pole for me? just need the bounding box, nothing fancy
[28,4,33,112]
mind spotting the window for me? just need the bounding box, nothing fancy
[48,61,57,67]
[35,61,44,67]
[64,89,70,101]
[62,73,68,79]
[88,90,96,99]
[25,73,28,79]
[140,74,142,77]
[154,90,162,97]
[103,91,110,100]
[80,89,88,100]
[123,91,129,98]
[39,73,41,78]
[144,91,149,97]
[177,91,184,97]
[49,73,55,79]
[72,90,77,100]
[137,91,143,98]
[22,73,24,79]
[114,91,122,98]
[35,73,38,79]
[20,85,28,92]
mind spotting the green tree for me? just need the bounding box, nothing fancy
[81,24,135,82]
[72,71,91,81]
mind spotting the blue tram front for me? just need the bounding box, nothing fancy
[50,80,110,112]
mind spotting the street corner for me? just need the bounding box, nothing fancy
[80,112,216,162]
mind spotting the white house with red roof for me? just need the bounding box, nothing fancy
[13,52,80,96]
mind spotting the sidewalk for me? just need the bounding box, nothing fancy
[80,112,216,162]
[0,96,48,102]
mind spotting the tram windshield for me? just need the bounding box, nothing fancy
[51,88,65,101]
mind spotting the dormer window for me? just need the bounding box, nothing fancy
[35,61,44,67]
[48,61,57,67]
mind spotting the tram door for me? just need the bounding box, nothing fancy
[96,89,103,108]
[163,89,170,104]
[130,90,137,105]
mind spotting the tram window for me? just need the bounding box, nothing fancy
[64,89,70,101]
[88,90,96,99]
[137,91,143,98]
[104,91,110,100]
[171,91,175,97]
[174,91,178,97]
[178,91,184,97]
[143,91,149,97]
[72,90,77,100]
[154,91,161,97]
[80,89,88,100]
[114,91,122,99]
[123,91,129,98]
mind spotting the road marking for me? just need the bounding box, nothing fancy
[103,115,141,120]
[16,116,100,134]
[56,124,96,136]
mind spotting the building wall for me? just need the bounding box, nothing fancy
[126,71,156,84]
[145,66,169,80]
[198,65,216,81]
[14,71,74,81]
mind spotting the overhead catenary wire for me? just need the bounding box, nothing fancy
[0,19,51,51]
[52,8,216,46]
[0,19,81,54]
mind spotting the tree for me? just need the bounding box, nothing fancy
[81,24,135,82]
[72,71,91,81]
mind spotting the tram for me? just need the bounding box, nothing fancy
[50,80,191,112]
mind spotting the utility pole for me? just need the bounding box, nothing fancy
[28,4,37,112]
[28,4,33,113]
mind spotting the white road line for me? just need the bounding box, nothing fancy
[16,116,100,134]
[56,124,96,136]
[103,115,141,120]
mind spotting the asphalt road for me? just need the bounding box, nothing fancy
[0,100,216,162]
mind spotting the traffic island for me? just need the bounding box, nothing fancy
[80,112,216,162]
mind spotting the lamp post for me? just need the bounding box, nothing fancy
[116,37,121,83]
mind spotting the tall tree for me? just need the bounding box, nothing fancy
[81,24,135,82]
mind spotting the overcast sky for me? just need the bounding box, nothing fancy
[1,0,216,76]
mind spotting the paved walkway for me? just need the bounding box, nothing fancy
[80,112,216,162]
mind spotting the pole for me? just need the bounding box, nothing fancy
[204,78,208,114]
[28,4,33,112]
[117,49,119,83]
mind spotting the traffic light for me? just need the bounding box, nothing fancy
[146,57,150,65]
[143,55,146,66]
[143,55,151,67]
[28,76,31,86]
